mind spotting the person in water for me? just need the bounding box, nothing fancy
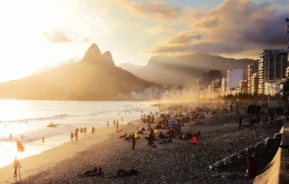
[13,157,21,178]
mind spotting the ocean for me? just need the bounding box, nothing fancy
[0,100,156,168]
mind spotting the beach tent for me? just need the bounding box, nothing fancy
[168,118,179,130]
[168,118,177,125]
[168,124,179,130]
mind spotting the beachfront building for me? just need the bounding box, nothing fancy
[227,67,243,94]
[221,77,227,96]
[238,80,248,94]
[264,80,283,96]
[198,70,221,89]
[247,62,259,94]
[286,66,289,78]
[258,49,288,94]
[250,73,259,95]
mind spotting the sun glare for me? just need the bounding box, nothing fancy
[0,123,28,139]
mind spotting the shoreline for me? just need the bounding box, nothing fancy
[17,111,282,184]
[0,123,137,184]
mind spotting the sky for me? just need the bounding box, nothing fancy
[0,0,288,82]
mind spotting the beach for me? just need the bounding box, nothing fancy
[0,100,155,168]
[3,108,281,184]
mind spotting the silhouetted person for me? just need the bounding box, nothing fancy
[230,104,233,112]
[107,121,109,127]
[70,132,74,142]
[239,116,243,129]
[132,134,136,150]
[80,127,83,137]
[13,157,21,179]
[92,126,95,135]
[84,127,87,137]
[116,121,119,133]
[75,131,78,142]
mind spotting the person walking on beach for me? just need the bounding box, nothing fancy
[238,116,243,129]
[84,127,87,137]
[92,126,95,135]
[13,157,21,179]
[116,121,119,133]
[132,133,136,150]
[75,131,78,142]
[9,133,13,140]
[42,137,45,147]
[107,121,109,127]
[70,132,74,142]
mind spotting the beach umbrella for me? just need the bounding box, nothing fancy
[192,136,197,144]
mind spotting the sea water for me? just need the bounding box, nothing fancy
[0,100,156,168]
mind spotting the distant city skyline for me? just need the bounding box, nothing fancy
[0,0,288,82]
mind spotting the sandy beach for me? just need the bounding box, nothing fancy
[0,125,121,184]
[1,110,281,184]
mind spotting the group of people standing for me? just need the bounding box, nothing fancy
[70,126,93,142]
[107,120,120,132]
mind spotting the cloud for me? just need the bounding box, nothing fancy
[144,25,172,36]
[120,0,182,20]
[150,0,289,57]
[167,32,202,45]
[43,31,88,44]
[150,41,248,55]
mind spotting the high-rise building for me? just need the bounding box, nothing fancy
[221,77,227,96]
[198,70,222,89]
[251,73,259,95]
[258,50,288,94]
[247,62,258,94]
[227,67,243,94]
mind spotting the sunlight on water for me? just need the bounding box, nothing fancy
[0,123,29,138]
[0,100,156,168]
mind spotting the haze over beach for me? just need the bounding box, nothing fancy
[0,0,289,184]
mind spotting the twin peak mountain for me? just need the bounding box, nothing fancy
[82,43,115,67]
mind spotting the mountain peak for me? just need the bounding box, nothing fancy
[102,51,115,67]
[83,43,101,61]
